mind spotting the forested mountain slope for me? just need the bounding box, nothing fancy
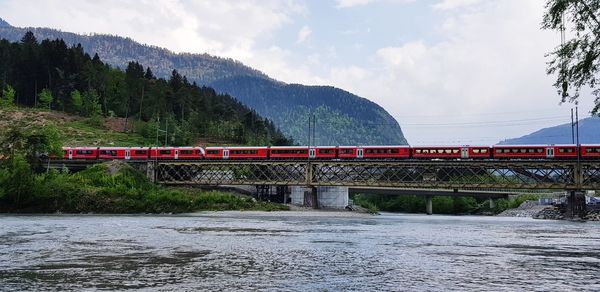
[210,76,406,145]
[0,18,407,145]
[0,32,289,146]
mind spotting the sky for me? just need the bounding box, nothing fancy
[0,0,596,145]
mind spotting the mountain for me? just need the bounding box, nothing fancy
[498,116,600,145]
[0,18,407,145]
[210,76,406,145]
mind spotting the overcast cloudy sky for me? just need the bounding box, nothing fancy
[1,0,596,145]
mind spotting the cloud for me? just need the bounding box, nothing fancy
[334,0,414,8]
[334,0,375,8]
[319,0,595,144]
[432,0,482,11]
[296,25,312,43]
[0,0,305,59]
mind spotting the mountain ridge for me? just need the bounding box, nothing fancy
[0,19,407,145]
[498,116,600,145]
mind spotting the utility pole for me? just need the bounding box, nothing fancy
[571,108,575,144]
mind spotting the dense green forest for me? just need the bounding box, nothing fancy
[0,31,290,146]
[0,19,407,146]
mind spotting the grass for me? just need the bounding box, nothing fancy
[0,107,155,146]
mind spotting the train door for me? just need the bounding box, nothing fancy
[357,148,364,159]
[309,148,316,159]
[545,147,555,158]
[68,149,73,160]
[223,149,230,159]
[174,149,179,160]
[125,149,131,160]
[461,147,469,159]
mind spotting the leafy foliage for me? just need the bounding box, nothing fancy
[0,159,289,213]
[542,0,600,113]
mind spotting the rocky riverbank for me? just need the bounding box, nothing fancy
[497,201,547,217]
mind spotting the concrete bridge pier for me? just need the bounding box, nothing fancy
[489,198,496,209]
[566,190,586,219]
[426,196,433,215]
[311,186,319,209]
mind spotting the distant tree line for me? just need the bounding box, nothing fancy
[0,31,291,146]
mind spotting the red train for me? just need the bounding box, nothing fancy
[61,144,600,160]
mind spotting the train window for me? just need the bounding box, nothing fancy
[473,149,480,153]
[318,149,334,154]
[391,149,399,154]
[423,150,429,154]
[481,149,488,153]
[528,149,535,153]
[537,149,543,153]
[520,149,526,153]
[452,149,458,154]
[135,150,147,155]
[415,149,422,154]
[160,150,171,155]
[567,148,574,153]
[196,150,202,155]
[180,150,193,155]
[206,150,219,155]
[340,149,353,154]
[231,150,258,155]
[559,149,564,153]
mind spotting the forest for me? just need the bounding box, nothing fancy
[0,32,290,146]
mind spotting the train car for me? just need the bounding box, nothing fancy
[98,147,128,160]
[149,147,177,160]
[338,146,411,159]
[492,145,577,159]
[176,147,205,160]
[412,146,491,159]
[580,145,600,159]
[269,146,310,159]
[129,147,150,160]
[362,146,411,159]
[315,146,337,159]
[64,147,98,160]
[204,146,267,159]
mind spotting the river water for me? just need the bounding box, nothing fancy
[1,212,599,291]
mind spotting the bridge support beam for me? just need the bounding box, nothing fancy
[426,196,433,215]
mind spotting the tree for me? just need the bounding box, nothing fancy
[0,84,15,107]
[542,0,600,113]
[81,89,102,117]
[70,89,82,114]
[37,88,53,109]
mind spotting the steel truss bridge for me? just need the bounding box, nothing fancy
[154,160,600,190]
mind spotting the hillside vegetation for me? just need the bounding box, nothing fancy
[0,19,407,145]
[0,31,290,146]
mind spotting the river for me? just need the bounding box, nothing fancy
[1,212,599,291]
